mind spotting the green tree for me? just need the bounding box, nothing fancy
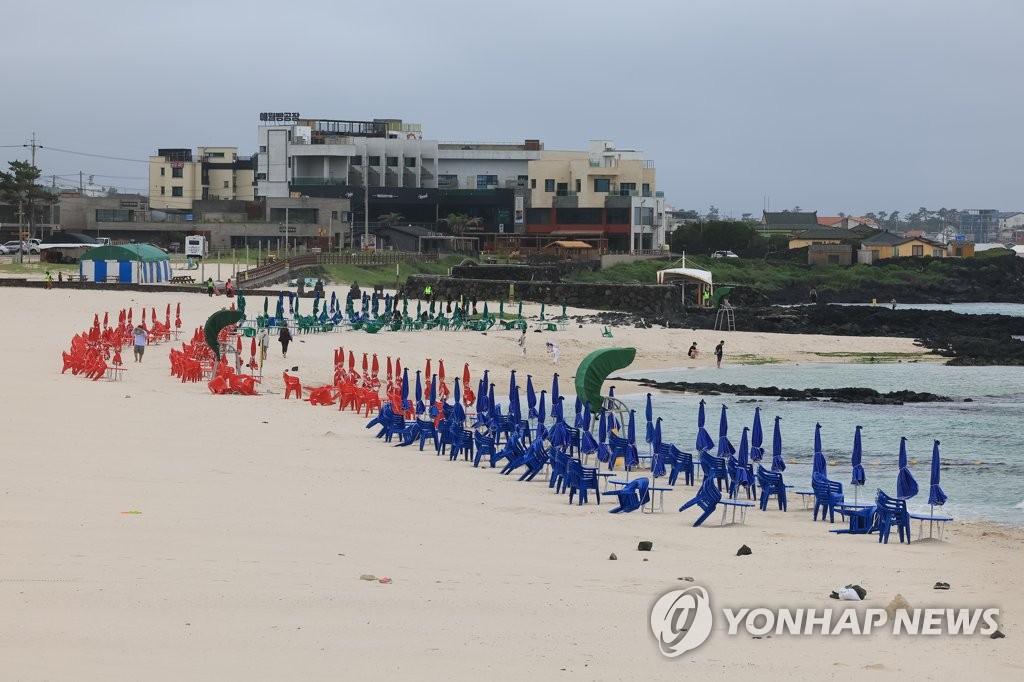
[377,212,405,226]
[0,160,48,240]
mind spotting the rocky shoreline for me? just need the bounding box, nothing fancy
[632,379,954,405]
[582,304,1024,366]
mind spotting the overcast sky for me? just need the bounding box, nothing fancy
[3,0,1021,218]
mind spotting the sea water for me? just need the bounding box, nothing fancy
[612,362,1024,525]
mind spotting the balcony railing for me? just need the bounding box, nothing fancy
[292,177,347,185]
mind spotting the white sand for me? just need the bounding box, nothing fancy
[2,285,1019,681]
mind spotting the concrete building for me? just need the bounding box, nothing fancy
[254,116,666,253]
[149,147,255,212]
[959,209,1000,243]
[524,141,665,253]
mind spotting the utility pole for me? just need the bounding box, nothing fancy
[364,155,370,251]
[79,171,84,192]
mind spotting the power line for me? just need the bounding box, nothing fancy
[36,145,149,163]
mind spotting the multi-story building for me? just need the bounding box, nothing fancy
[959,209,1000,243]
[524,140,664,253]
[255,115,666,253]
[149,147,255,212]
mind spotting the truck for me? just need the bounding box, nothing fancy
[184,235,208,259]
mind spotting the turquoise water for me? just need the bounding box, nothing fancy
[611,363,1024,525]
[833,302,1024,317]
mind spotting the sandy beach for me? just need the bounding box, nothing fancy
[2,285,1020,681]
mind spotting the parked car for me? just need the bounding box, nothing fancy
[711,250,739,259]
[1,240,32,255]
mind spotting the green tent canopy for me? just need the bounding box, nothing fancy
[574,347,637,413]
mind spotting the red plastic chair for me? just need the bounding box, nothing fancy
[283,372,302,399]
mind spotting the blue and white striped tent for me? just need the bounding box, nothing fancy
[79,244,171,284]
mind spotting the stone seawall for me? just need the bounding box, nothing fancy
[404,275,684,315]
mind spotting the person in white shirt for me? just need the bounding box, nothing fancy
[133,325,149,363]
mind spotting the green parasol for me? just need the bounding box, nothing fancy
[517,301,523,319]
[263,296,269,316]
[403,296,409,316]
[499,300,504,319]
[416,300,421,317]
[237,292,246,316]
[560,299,567,319]
[539,302,545,321]
[429,299,435,316]
[313,297,320,317]
[483,301,489,321]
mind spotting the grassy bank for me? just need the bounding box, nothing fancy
[320,255,462,288]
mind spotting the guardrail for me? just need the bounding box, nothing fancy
[235,251,440,289]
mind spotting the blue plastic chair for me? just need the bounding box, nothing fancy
[366,404,392,438]
[415,418,438,451]
[472,431,497,468]
[383,412,407,443]
[548,448,570,492]
[565,426,581,458]
[517,441,550,482]
[812,474,845,522]
[699,452,729,491]
[567,458,602,505]
[449,428,475,462]
[678,476,722,527]
[495,437,527,472]
[608,477,650,513]
[874,489,911,544]
[498,439,529,474]
[727,457,756,500]
[607,433,636,472]
[756,466,788,511]
[664,444,695,486]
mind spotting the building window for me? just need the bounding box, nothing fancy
[96,209,134,222]
[619,182,636,195]
[172,167,183,178]
[544,179,555,192]
[477,174,498,189]
[386,156,399,167]
[634,206,653,225]
[575,179,582,193]
[256,172,267,180]
[160,186,165,195]
[517,174,528,186]
[556,182,569,196]
[259,145,267,152]
[223,180,230,188]
[404,157,416,168]
[530,179,537,189]
[351,155,363,166]
[642,183,651,196]
[368,155,380,166]
[172,186,183,197]
[331,211,338,220]
[160,167,165,176]
[594,178,610,193]
[912,245,924,256]
[438,174,458,188]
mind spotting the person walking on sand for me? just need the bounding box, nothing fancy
[809,287,818,304]
[890,297,897,310]
[714,340,725,368]
[206,277,215,297]
[278,326,293,358]
[518,328,527,357]
[546,341,559,365]
[45,271,53,290]
[132,325,148,363]
[688,342,699,359]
